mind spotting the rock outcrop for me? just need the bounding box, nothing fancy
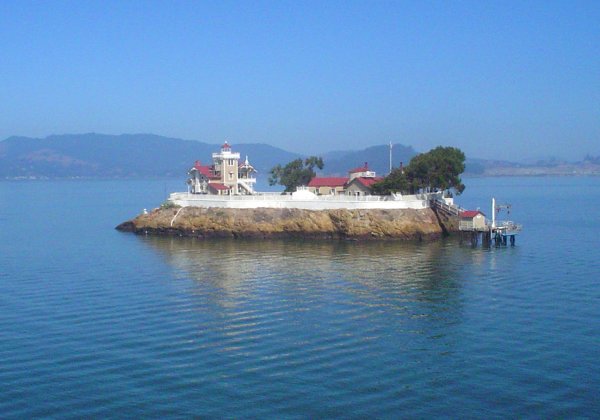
[116,206,458,241]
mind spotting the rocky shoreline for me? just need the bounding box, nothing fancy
[116,206,458,241]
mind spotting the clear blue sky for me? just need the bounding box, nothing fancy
[1,0,598,161]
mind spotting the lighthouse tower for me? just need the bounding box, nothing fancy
[212,141,240,194]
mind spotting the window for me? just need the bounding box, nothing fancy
[229,172,233,180]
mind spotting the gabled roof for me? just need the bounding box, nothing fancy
[351,176,384,188]
[208,183,230,191]
[349,162,369,173]
[308,177,348,188]
[461,210,485,218]
[239,162,255,170]
[192,161,212,178]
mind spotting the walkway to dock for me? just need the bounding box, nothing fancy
[430,196,464,216]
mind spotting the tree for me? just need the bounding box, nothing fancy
[425,146,466,194]
[268,156,324,192]
[372,146,466,195]
[371,167,410,195]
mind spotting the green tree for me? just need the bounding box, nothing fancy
[425,146,466,194]
[268,156,324,193]
[371,167,410,195]
[372,146,466,195]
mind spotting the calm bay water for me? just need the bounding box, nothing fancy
[1,177,599,417]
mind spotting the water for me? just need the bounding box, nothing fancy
[1,177,599,417]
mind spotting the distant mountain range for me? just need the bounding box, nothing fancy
[1,133,598,179]
[0,134,301,179]
[322,144,416,176]
[0,133,416,179]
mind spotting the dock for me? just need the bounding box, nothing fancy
[459,221,523,247]
[431,198,523,247]
[452,197,523,247]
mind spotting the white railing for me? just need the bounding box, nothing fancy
[170,192,430,203]
[167,191,432,210]
[237,179,256,194]
[431,197,464,216]
[496,221,523,232]
[238,176,256,183]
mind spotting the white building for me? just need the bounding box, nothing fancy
[174,148,457,211]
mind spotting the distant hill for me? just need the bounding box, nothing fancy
[321,144,417,176]
[5,133,591,180]
[0,134,301,179]
[0,133,419,180]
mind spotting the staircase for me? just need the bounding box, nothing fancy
[237,179,255,194]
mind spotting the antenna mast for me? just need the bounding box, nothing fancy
[492,197,512,229]
[389,141,393,174]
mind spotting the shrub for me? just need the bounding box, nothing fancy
[160,201,181,209]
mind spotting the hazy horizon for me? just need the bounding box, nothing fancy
[1,1,598,161]
[2,131,596,164]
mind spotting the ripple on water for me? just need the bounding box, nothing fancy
[2,182,600,419]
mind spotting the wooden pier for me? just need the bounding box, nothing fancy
[459,222,522,247]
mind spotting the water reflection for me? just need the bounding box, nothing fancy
[139,237,497,323]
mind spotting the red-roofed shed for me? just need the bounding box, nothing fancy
[461,210,485,218]
[459,210,487,231]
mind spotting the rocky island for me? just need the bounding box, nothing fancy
[116,142,464,241]
[116,206,457,241]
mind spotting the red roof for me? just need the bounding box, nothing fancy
[208,183,230,191]
[192,161,212,177]
[221,142,231,149]
[308,177,348,188]
[461,210,485,218]
[349,162,369,173]
[353,176,384,188]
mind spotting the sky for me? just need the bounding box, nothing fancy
[1,0,599,161]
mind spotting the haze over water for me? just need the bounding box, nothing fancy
[1,177,599,417]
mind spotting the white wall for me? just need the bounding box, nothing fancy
[169,192,430,210]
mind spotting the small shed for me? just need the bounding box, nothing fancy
[459,210,487,231]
